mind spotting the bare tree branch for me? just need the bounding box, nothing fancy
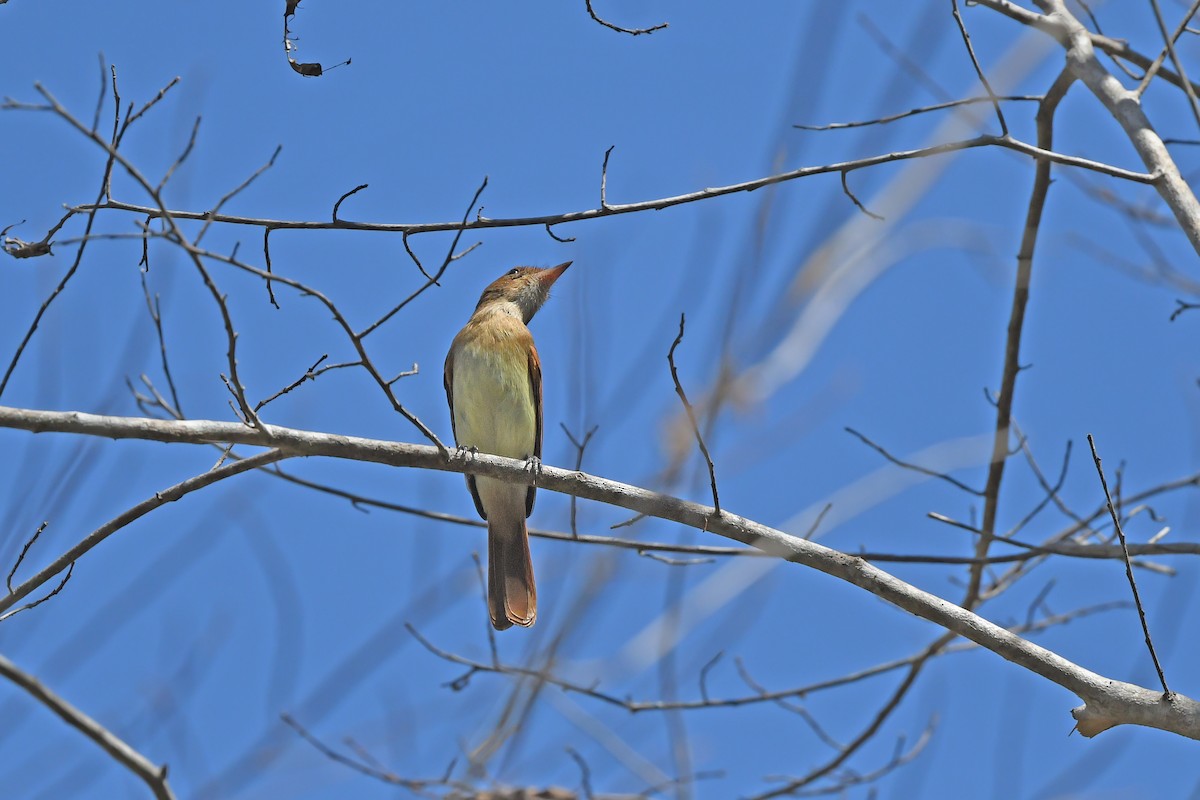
[975,0,1200,96]
[951,0,1008,135]
[1,405,1198,739]
[974,0,1200,255]
[2,446,288,617]
[584,0,668,36]
[667,314,720,515]
[55,135,1156,238]
[1088,434,1171,697]
[966,67,1075,607]
[0,652,177,800]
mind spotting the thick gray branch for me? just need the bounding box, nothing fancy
[980,0,1200,256]
[1,405,1197,739]
[1045,0,1200,254]
[975,0,1200,97]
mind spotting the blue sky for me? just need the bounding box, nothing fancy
[2,2,1200,798]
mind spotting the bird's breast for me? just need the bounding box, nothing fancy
[451,339,537,460]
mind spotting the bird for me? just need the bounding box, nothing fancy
[444,261,572,629]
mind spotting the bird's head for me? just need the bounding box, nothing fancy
[474,261,572,323]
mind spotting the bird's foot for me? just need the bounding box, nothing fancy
[524,455,542,483]
[455,444,479,462]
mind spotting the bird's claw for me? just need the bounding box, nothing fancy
[455,444,479,461]
[524,455,542,482]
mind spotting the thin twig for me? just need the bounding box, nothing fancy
[764,723,935,797]
[1005,438,1072,538]
[857,12,953,102]
[560,423,599,538]
[1013,425,1091,532]
[0,563,73,623]
[471,552,499,668]
[184,235,447,449]
[950,0,1008,135]
[1026,579,1056,628]
[141,273,185,416]
[125,76,181,129]
[747,635,948,800]
[401,231,434,282]
[698,652,722,704]
[385,364,420,387]
[584,0,667,35]
[667,315,720,515]
[735,659,844,751]
[839,171,883,219]
[359,177,488,339]
[845,427,982,495]
[1087,434,1171,697]
[0,449,289,616]
[157,116,201,193]
[195,144,282,244]
[0,70,131,397]
[796,95,1041,130]
[409,603,1123,717]
[28,79,264,428]
[7,521,48,593]
[261,227,280,309]
[254,354,350,412]
[600,145,615,209]
[89,53,108,134]
[1171,298,1200,320]
[565,747,595,800]
[332,183,368,222]
[280,713,437,791]
[639,550,714,567]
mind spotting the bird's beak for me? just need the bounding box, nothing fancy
[538,261,572,289]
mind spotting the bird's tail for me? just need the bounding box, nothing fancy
[487,508,537,629]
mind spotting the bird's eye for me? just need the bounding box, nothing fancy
[508,268,520,277]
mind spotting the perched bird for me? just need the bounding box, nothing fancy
[444,262,572,629]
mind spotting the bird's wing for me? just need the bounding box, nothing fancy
[527,340,543,518]
[443,345,457,441]
[445,339,488,520]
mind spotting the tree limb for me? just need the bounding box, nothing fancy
[0,652,177,800]
[1,405,1197,740]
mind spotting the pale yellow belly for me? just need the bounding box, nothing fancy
[451,343,537,460]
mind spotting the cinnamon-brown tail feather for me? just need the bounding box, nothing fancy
[487,508,536,630]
